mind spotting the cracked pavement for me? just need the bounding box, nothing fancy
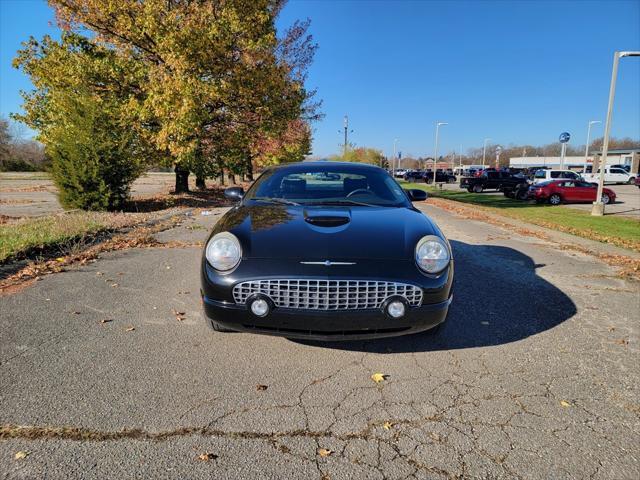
[1,202,638,479]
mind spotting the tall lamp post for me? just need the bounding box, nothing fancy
[482,138,492,169]
[392,138,398,176]
[434,122,448,171]
[592,51,640,216]
[583,120,601,173]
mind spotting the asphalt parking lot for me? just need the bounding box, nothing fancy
[1,200,638,479]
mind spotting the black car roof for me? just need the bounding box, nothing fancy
[267,161,384,172]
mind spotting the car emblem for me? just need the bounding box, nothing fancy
[300,260,356,266]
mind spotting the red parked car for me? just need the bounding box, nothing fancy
[528,180,616,205]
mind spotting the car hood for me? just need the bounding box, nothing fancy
[212,204,442,260]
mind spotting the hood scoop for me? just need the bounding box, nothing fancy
[305,215,350,227]
[303,208,351,228]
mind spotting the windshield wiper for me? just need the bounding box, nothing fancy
[252,197,301,206]
[307,199,380,207]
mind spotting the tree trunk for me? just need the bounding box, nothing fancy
[195,175,206,190]
[246,160,254,182]
[174,164,190,193]
[229,173,236,185]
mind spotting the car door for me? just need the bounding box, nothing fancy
[609,168,627,183]
[486,171,499,188]
[575,181,597,202]
[558,181,579,201]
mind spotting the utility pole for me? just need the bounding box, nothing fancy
[393,138,398,176]
[339,115,354,158]
[592,51,640,215]
[434,122,448,173]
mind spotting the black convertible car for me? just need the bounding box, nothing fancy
[200,162,454,340]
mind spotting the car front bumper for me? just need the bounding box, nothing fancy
[202,294,452,340]
[200,258,453,340]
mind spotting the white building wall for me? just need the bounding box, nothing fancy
[509,155,626,169]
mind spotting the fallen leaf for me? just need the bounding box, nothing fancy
[96,272,104,276]
[318,448,333,457]
[383,421,393,430]
[55,257,65,262]
[14,451,29,460]
[371,373,388,384]
[560,400,571,408]
[256,384,268,391]
[110,283,119,288]
[608,326,616,332]
[71,311,81,315]
[171,308,186,321]
[197,452,218,461]
[99,319,113,324]
[614,338,629,346]
[125,327,135,332]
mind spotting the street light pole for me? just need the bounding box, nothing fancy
[393,138,398,176]
[583,120,601,173]
[434,122,448,172]
[592,51,640,216]
[482,138,492,169]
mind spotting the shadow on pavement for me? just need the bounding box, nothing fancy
[296,240,577,353]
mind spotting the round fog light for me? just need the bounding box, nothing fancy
[387,301,406,319]
[250,298,269,317]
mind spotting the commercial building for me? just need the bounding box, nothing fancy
[509,148,639,173]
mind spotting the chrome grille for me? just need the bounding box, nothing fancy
[233,280,423,310]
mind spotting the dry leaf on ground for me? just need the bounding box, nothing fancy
[256,384,268,391]
[371,373,388,384]
[125,327,135,332]
[99,319,112,324]
[383,421,393,430]
[14,451,29,460]
[560,400,572,407]
[197,453,218,461]
[318,448,333,457]
[171,308,186,321]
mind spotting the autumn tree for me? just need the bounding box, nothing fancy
[49,0,319,192]
[13,32,155,209]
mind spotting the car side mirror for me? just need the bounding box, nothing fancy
[405,189,428,201]
[224,186,244,201]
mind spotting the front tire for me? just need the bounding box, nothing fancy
[473,184,483,193]
[549,193,562,205]
[602,193,611,205]
[628,177,636,185]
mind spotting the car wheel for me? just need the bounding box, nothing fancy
[549,194,562,205]
[472,184,483,193]
[467,188,473,193]
[628,177,636,185]
[504,190,514,198]
[602,193,611,204]
[516,188,529,200]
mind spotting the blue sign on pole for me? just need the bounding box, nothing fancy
[559,132,571,143]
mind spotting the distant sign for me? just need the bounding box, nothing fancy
[559,132,571,143]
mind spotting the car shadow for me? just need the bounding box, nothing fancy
[293,240,577,353]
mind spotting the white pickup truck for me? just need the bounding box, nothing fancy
[532,169,582,184]
[582,166,636,185]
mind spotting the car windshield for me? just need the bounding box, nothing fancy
[244,165,410,207]
[534,170,546,178]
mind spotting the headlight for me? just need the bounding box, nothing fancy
[415,235,450,273]
[206,232,242,271]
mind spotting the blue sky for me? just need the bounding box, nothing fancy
[1,0,639,158]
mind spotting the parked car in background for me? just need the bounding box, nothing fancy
[403,170,425,181]
[425,170,456,184]
[460,171,529,194]
[582,166,635,185]
[528,180,616,205]
[394,169,408,178]
[532,169,582,184]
